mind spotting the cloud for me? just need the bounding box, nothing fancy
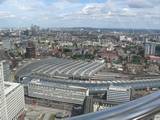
[7,0,45,11]
[0,0,159,29]
[127,0,160,8]
[128,0,152,8]
[0,11,16,19]
[18,6,34,11]
[60,0,79,2]
[78,3,137,18]
[120,8,137,16]
[81,3,105,15]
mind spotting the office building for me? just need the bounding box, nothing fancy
[25,47,36,58]
[0,62,25,120]
[2,60,11,81]
[144,42,160,56]
[26,79,89,105]
[106,86,132,103]
[0,62,8,120]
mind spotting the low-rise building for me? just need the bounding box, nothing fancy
[125,64,144,74]
[26,79,89,105]
[106,86,132,103]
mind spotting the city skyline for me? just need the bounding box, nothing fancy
[1,3,160,118]
[0,0,160,29]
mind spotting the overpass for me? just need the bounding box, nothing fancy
[70,91,160,120]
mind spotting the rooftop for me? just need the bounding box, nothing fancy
[4,81,21,96]
[29,78,88,91]
[21,75,160,91]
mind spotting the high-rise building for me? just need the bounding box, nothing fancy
[30,25,40,36]
[144,42,156,56]
[1,60,11,81]
[25,41,36,58]
[0,62,25,120]
[0,62,8,120]
[25,47,36,58]
[145,42,160,56]
[0,39,3,49]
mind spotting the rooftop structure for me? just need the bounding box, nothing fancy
[20,74,160,107]
[31,58,105,79]
[17,58,160,106]
[21,75,160,92]
[16,57,106,79]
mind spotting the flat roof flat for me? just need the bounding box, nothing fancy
[29,79,88,91]
[4,82,21,96]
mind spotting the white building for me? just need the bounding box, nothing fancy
[120,35,126,41]
[144,42,156,56]
[0,62,8,120]
[58,41,73,47]
[27,79,89,105]
[144,42,160,56]
[0,62,25,120]
[154,113,160,120]
[5,82,25,120]
[107,86,132,103]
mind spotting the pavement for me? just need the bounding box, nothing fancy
[25,104,71,120]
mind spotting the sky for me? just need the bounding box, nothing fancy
[0,0,160,29]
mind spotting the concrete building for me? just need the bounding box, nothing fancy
[5,82,25,120]
[26,79,89,105]
[0,62,8,120]
[0,40,3,49]
[2,60,11,81]
[25,47,36,58]
[144,42,160,56]
[106,86,132,103]
[0,62,25,120]
[145,42,156,56]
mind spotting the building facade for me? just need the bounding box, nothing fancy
[106,86,132,103]
[2,61,11,81]
[144,42,160,56]
[26,79,89,105]
[0,62,8,120]
[145,42,156,56]
[0,62,25,120]
[5,82,25,120]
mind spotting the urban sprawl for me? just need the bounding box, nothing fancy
[1,26,160,120]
